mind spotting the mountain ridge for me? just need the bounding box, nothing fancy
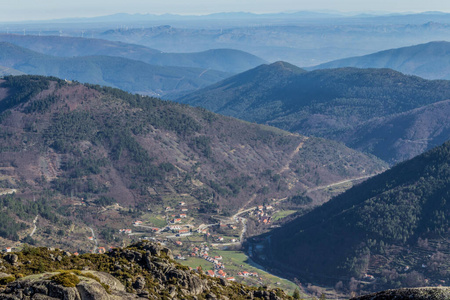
[0,42,230,96]
[311,41,450,80]
[179,62,450,164]
[0,34,266,73]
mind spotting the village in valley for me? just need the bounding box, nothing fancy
[93,197,300,293]
[0,185,301,294]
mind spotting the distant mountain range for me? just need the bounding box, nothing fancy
[179,62,450,164]
[93,20,450,67]
[0,42,230,96]
[311,41,450,80]
[5,12,450,67]
[0,75,385,250]
[10,11,450,26]
[266,140,450,290]
[0,34,266,73]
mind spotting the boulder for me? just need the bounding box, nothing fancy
[353,287,450,300]
[132,277,145,290]
[4,254,18,265]
[0,272,147,300]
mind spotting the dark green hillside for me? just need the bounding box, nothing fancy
[345,99,450,164]
[180,61,306,114]
[180,63,450,163]
[0,42,229,96]
[266,141,450,289]
[312,41,450,80]
[0,34,266,73]
[0,75,384,251]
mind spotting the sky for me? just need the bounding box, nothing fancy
[3,0,450,22]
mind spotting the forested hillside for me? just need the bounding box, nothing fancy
[265,141,450,291]
[0,75,384,251]
[345,100,450,163]
[180,62,450,164]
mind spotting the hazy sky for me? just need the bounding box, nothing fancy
[4,0,450,22]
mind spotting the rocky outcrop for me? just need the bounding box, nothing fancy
[3,255,18,266]
[0,241,290,299]
[353,287,450,300]
[0,271,144,300]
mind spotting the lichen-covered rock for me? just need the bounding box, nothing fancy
[0,273,12,279]
[0,272,146,300]
[76,281,109,300]
[353,287,450,300]
[132,277,145,290]
[136,242,173,260]
[82,272,124,293]
[0,241,291,299]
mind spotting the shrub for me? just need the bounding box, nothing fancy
[0,276,15,285]
[50,271,80,287]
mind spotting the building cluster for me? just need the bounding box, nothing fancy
[253,205,274,224]
[168,225,190,235]
[190,245,226,270]
[237,271,259,277]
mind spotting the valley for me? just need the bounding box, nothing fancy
[0,75,388,297]
[1,8,450,299]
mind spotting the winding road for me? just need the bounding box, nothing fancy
[88,226,98,253]
[215,172,380,247]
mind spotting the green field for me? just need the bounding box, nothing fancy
[215,250,299,295]
[179,247,301,297]
[182,257,214,271]
[141,214,167,228]
[272,210,297,221]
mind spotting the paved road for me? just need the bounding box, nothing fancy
[88,227,98,253]
[215,172,380,247]
[306,173,379,193]
[30,215,38,237]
